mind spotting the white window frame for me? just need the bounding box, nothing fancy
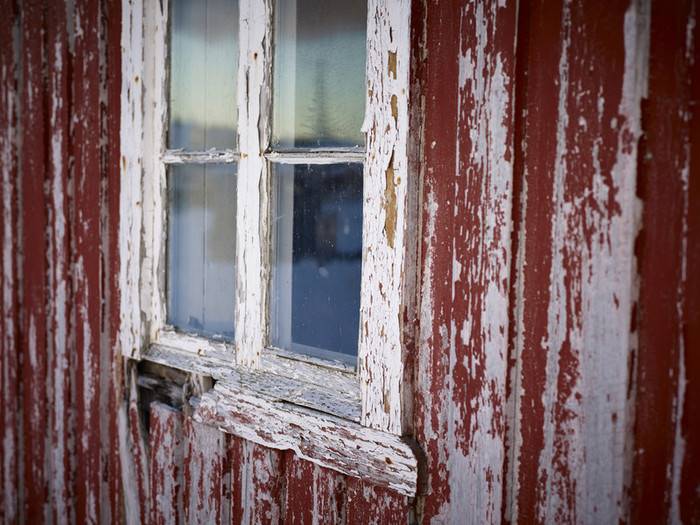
[119,0,418,495]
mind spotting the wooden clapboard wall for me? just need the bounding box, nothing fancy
[0,0,698,523]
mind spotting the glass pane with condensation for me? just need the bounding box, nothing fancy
[169,0,238,151]
[167,164,237,339]
[270,163,363,364]
[273,0,367,149]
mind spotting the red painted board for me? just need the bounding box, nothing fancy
[150,402,185,525]
[230,438,284,524]
[283,452,346,525]
[631,1,699,522]
[511,1,645,522]
[45,0,74,521]
[0,0,19,521]
[183,418,231,524]
[346,477,409,525]
[20,0,49,520]
[413,0,518,522]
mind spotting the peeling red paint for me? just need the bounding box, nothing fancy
[631,1,699,522]
[1,0,699,523]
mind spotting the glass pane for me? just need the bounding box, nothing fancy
[169,0,239,150]
[272,0,367,149]
[167,164,237,339]
[271,163,363,364]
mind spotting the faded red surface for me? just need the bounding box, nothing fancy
[1,0,698,523]
[631,1,700,523]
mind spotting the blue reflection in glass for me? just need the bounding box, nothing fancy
[271,163,363,364]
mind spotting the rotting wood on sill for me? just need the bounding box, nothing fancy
[138,343,418,496]
[195,381,418,496]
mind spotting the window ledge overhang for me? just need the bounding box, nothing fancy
[140,343,418,497]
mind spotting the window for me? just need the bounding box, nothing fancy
[120,0,417,496]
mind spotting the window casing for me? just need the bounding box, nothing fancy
[120,0,417,494]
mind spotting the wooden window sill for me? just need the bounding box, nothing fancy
[140,343,418,496]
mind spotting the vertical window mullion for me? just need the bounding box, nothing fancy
[234,0,273,368]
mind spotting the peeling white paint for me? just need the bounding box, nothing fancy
[359,0,414,435]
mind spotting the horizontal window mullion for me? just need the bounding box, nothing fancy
[162,149,240,164]
[264,150,365,165]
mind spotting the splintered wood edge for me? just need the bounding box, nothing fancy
[140,344,416,496]
[194,384,418,497]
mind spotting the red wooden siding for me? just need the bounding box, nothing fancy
[631,1,700,523]
[1,0,698,523]
[0,0,19,521]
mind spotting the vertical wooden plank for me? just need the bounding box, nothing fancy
[413,0,518,522]
[46,0,74,522]
[283,452,346,525]
[630,1,699,523]
[680,6,700,520]
[119,365,150,525]
[72,0,104,521]
[20,0,49,521]
[230,438,284,525]
[183,419,231,524]
[105,0,124,519]
[149,402,185,525]
[0,0,19,522]
[510,0,648,523]
[346,478,409,525]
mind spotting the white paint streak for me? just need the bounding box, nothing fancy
[119,0,145,359]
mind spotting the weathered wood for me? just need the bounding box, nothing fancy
[195,382,418,496]
[183,418,231,524]
[46,0,74,521]
[630,1,699,522]
[413,1,518,523]
[149,402,185,525]
[680,7,700,521]
[230,437,284,524]
[234,0,273,367]
[359,0,416,435]
[510,1,648,522]
[105,0,125,518]
[144,343,361,422]
[119,0,145,359]
[0,0,19,521]
[120,365,150,525]
[162,149,239,164]
[283,452,348,525]
[73,0,107,521]
[346,477,409,525]
[20,0,50,520]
